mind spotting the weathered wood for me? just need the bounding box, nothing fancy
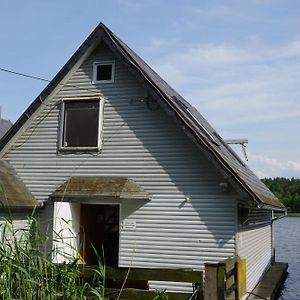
[217,264,226,300]
[80,265,203,300]
[225,290,235,300]
[225,274,235,290]
[224,257,236,273]
[81,266,203,284]
[205,256,248,300]
[204,264,219,300]
[247,262,288,300]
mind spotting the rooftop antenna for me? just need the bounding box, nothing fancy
[224,139,248,161]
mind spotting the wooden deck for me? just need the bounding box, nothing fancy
[247,262,288,300]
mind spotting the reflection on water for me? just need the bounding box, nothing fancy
[274,217,300,300]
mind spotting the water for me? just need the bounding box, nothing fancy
[274,217,300,299]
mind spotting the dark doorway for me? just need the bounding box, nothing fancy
[80,204,119,266]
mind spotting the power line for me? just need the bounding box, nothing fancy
[0,66,100,94]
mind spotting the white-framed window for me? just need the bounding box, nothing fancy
[59,96,104,151]
[93,61,115,83]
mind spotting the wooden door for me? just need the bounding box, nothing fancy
[80,204,119,266]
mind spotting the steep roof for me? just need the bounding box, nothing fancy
[0,23,285,210]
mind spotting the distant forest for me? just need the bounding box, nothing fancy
[262,177,300,212]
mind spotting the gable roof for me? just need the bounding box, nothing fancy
[0,23,285,210]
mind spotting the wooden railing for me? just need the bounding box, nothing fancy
[81,266,203,300]
[204,256,247,300]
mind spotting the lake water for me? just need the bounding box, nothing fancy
[274,217,300,299]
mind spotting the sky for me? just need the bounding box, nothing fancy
[0,0,299,179]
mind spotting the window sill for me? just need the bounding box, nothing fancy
[59,146,101,153]
[92,79,114,84]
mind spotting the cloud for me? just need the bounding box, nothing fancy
[145,39,300,128]
[141,31,300,179]
[287,160,300,172]
[187,4,244,19]
[247,153,300,178]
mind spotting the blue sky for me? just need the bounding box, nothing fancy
[0,0,299,178]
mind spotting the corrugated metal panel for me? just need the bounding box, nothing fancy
[4,43,237,291]
[237,224,272,292]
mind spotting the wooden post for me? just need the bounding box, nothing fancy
[205,264,219,300]
[236,257,247,299]
[204,263,225,300]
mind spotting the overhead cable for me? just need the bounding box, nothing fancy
[0,67,99,94]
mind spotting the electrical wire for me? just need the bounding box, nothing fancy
[0,66,100,94]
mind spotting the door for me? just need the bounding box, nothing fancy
[80,204,120,266]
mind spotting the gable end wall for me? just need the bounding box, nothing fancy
[3,42,238,290]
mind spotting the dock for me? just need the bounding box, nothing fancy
[247,262,288,300]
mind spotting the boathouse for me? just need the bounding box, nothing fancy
[0,23,285,294]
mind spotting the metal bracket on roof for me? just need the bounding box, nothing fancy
[224,139,248,161]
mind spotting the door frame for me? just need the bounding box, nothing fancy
[79,202,121,266]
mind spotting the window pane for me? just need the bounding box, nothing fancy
[96,64,112,81]
[64,100,99,147]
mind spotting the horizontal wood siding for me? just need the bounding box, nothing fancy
[0,211,31,241]
[3,42,237,291]
[238,224,272,292]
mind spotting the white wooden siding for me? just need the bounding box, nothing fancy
[238,224,272,292]
[0,211,31,243]
[3,43,237,290]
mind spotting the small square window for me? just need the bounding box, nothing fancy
[93,61,115,83]
[59,98,103,150]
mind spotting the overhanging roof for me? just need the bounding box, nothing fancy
[0,160,38,209]
[0,23,285,210]
[51,176,150,202]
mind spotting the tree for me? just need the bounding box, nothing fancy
[261,177,300,213]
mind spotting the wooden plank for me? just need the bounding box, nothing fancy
[247,263,288,300]
[204,264,219,300]
[225,274,235,290]
[84,266,203,283]
[104,288,196,300]
[217,264,225,300]
[224,290,235,300]
[224,257,236,273]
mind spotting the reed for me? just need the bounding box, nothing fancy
[0,209,168,300]
[0,209,103,299]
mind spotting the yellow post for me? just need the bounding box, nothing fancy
[236,257,247,299]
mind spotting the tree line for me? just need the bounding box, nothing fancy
[262,177,300,212]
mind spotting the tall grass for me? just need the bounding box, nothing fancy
[0,210,104,299]
[0,209,168,300]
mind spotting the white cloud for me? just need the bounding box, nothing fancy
[247,153,300,178]
[142,35,300,178]
[287,160,300,172]
[146,39,300,128]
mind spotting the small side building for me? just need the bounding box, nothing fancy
[0,23,285,294]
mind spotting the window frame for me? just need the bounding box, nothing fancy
[59,96,104,152]
[92,61,115,84]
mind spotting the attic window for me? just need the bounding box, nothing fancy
[59,97,104,150]
[93,61,115,83]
